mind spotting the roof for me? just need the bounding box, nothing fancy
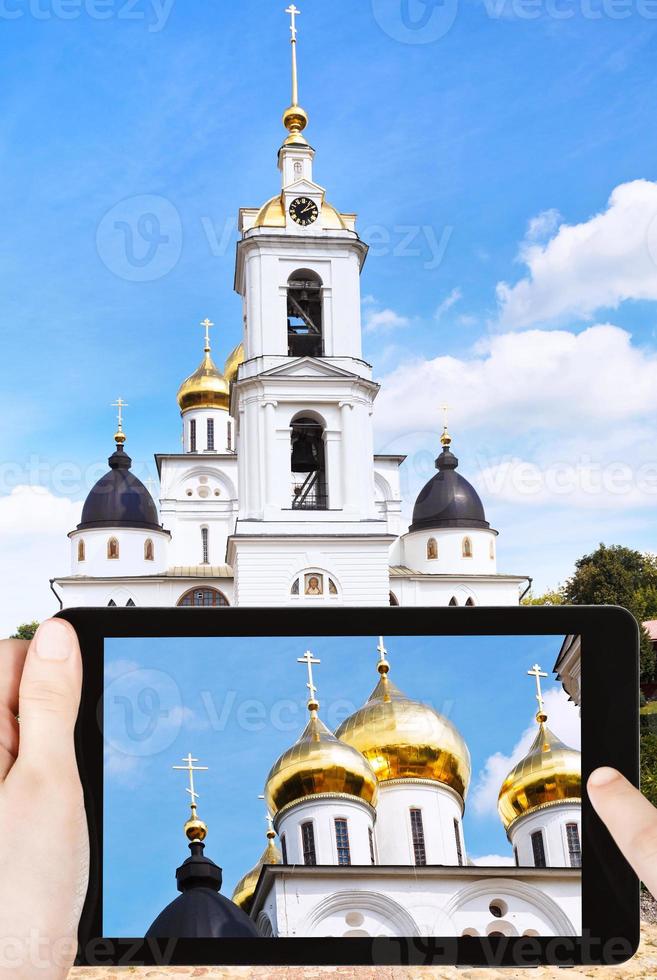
[410,443,489,533]
[78,443,165,533]
[389,566,530,583]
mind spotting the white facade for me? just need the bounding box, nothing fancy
[375,781,465,866]
[252,866,582,939]
[276,796,376,868]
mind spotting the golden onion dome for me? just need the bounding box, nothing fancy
[498,714,581,833]
[264,711,378,817]
[177,345,230,413]
[335,643,471,803]
[231,835,281,913]
[224,342,245,384]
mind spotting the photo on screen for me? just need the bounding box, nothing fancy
[103,633,581,940]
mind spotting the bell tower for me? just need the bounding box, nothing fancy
[227,5,394,606]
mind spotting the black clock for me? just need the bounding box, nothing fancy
[289,196,319,227]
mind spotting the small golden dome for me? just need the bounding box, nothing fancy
[231,836,281,912]
[497,718,581,833]
[254,194,348,230]
[184,815,208,843]
[283,103,309,145]
[177,349,230,413]
[224,342,245,384]
[264,712,378,816]
[335,671,471,802]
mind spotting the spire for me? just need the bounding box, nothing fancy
[173,752,209,844]
[201,317,214,354]
[297,649,320,715]
[435,406,459,472]
[111,397,128,448]
[282,4,309,146]
[527,663,549,724]
[440,403,452,449]
[375,635,394,702]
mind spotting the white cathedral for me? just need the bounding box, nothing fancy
[53,7,582,941]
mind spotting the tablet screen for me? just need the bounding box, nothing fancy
[102,632,581,941]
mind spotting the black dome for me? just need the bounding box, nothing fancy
[146,841,259,940]
[78,443,162,532]
[410,444,490,532]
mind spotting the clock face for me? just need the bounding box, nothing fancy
[289,196,319,227]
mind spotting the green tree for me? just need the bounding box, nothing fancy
[10,621,39,641]
[522,589,564,606]
[563,544,657,681]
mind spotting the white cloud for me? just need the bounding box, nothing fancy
[435,287,462,320]
[497,179,657,328]
[522,209,562,251]
[364,307,410,334]
[0,486,82,638]
[470,855,516,867]
[469,688,581,820]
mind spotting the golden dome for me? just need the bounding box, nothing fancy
[224,342,245,384]
[231,836,281,913]
[264,711,378,816]
[335,647,471,802]
[177,347,230,413]
[254,194,348,230]
[498,717,581,833]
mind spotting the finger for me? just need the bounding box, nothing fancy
[0,639,30,780]
[16,619,82,780]
[588,767,657,897]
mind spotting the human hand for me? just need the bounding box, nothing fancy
[588,767,657,898]
[0,619,88,979]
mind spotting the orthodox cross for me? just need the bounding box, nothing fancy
[173,753,209,814]
[200,318,214,352]
[285,5,301,105]
[377,635,389,670]
[258,794,275,836]
[111,397,128,434]
[527,663,548,716]
[298,649,320,705]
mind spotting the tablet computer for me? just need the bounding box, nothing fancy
[63,604,639,969]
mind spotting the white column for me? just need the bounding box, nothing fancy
[263,400,278,518]
[322,286,333,356]
[323,429,342,510]
[245,398,261,518]
[340,402,356,515]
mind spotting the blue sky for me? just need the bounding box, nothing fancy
[103,632,577,937]
[2,1,657,631]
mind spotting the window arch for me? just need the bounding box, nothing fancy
[462,537,473,558]
[144,539,154,561]
[291,415,327,510]
[427,537,438,561]
[201,526,209,564]
[287,269,323,358]
[177,588,230,607]
[77,539,85,562]
[449,596,459,607]
[389,591,399,606]
[107,537,119,560]
[465,597,476,607]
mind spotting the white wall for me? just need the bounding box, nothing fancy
[510,804,582,869]
[56,576,235,609]
[402,527,498,576]
[69,526,169,577]
[375,781,465,866]
[276,797,375,867]
[181,407,233,455]
[390,575,525,608]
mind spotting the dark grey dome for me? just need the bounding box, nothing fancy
[77,442,162,532]
[146,841,259,940]
[410,443,490,532]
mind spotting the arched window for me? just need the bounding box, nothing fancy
[126,598,136,607]
[334,818,351,866]
[107,599,117,607]
[301,821,317,866]
[190,418,197,453]
[107,537,119,560]
[281,834,288,864]
[207,417,215,451]
[177,588,230,607]
[427,537,438,561]
[389,591,399,606]
[410,808,426,866]
[77,539,85,562]
[144,539,154,561]
[201,526,209,564]
[287,270,323,358]
[454,819,464,865]
[291,415,327,510]
[465,597,476,607]
[462,537,473,558]
[449,596,459,606]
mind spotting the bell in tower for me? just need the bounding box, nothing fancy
[287,271,324,358]
[290,417,327,510]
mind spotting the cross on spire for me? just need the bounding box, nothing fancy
[527,663,549,718]
[297,649,320,709]
[258,794,275,837]
[377,635,390,675]
[173,753,209,814]
[111,397,128,433]
[200,318,214,352]
[285,4,301,106]
[440,403,452,447]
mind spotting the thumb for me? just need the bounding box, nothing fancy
[16,619,82,778]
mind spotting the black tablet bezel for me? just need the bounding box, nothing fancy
[61,604,640,969]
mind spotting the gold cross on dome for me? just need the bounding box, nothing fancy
[200,318,214,351]
[173,753,209,811]
[111,397,128,433]
[286,4,300,41]
[527,663,548,715]
[298,649,320,705]
[377,635,389,668]
[258,794,275,835]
